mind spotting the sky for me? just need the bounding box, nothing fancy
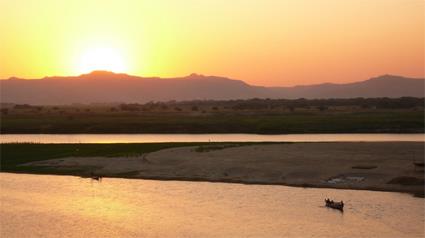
[0,0,424,86]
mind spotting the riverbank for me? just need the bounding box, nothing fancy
[2,110,424,134]
[2,142,424,197]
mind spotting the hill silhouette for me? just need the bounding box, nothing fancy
[1,71,424,104]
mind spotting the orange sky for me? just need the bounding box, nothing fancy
[0,0,423,86]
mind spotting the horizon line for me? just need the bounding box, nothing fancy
[1,70,424,88]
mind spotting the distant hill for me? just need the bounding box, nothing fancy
[1,71,424,104]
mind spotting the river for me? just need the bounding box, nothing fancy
[1,133,424,143]
[0,173,423,237]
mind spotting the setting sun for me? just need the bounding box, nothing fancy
[0,0,424,237]
[1,0,423,85]
[76,46,128,74]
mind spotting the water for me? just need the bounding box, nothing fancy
[1,133,424,143]
[0,173,423,238]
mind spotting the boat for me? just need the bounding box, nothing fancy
[325,199,344,211]
[91,176,102,181]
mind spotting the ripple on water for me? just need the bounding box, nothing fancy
[0,173,424,238]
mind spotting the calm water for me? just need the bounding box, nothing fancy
[0,173,423,238]
[1,133,424,143]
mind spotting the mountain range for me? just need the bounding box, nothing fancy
[1,71,424,104]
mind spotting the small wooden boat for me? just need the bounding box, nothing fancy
[325,199,344,211]
[91,176,102,181]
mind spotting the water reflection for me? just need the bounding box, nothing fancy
[1,173,424,237]
[1,133,424,143]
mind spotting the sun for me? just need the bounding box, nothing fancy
[77,46,128,74]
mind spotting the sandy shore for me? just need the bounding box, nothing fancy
[22,142,424,196]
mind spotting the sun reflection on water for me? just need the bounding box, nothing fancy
[1,173,424,238]
[70,196,133,220]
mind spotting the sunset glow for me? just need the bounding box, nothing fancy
[76,46,128,74]
[0,0,423,85]
[1,1,424,237]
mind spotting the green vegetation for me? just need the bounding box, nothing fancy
[1,111,423,134]
[1,142,266,173]
[0,143,195,171]
[1,98,424,134]
[194,144,242,152]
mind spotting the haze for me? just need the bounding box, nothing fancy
[0,0,424,86]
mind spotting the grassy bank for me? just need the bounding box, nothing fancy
[1,142,423,197]
[0,142,257,173]
[1,111,424,134]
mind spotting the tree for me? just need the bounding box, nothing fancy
[318,105,328,111]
